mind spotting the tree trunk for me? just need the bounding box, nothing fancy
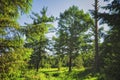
[36,51,41,72]
[36,61,40,72]
[94,0,99,72]
[58,57,61,71]
[69,54,72,72]
[58,62,61,71]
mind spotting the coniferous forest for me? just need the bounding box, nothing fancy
[0,0,120,80]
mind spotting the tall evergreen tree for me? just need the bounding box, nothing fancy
[57,6,93,72]
[0,0,32,79]
[24,7,54,71]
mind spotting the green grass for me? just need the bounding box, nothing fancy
[21,67,100,80]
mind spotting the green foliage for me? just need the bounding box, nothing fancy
[1,0,120,79]
[0,0,32,18]
[99,0,120,80]
[0,48,32,79]
[15,68,101,80]
[0,0,33,79]
[25,7,54,71]
[56,5,94,71]
[74,55,84,69]
[81,52,94,67]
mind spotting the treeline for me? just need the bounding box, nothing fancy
[0,0,120,80]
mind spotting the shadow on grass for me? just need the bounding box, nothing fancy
[40,69,63,78]
[54,69,91,80]
[78,68,92,76]
[72,68,94,80]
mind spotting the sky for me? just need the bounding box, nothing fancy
[18,0,106,26]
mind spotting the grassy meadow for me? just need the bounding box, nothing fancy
[21,67,101,80]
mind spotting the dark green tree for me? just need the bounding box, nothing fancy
[99,0,120,79]
[57,6,93,72]
[52,36,66,71]
[24,7,54,72]
[0,0,32,79]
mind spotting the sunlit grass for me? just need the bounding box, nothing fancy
[22,67,99,80]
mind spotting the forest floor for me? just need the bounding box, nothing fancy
[21,67,101,80]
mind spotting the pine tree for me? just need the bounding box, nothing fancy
[24,7,54,71]
[0,0,32,79]
[57,6,93,72]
